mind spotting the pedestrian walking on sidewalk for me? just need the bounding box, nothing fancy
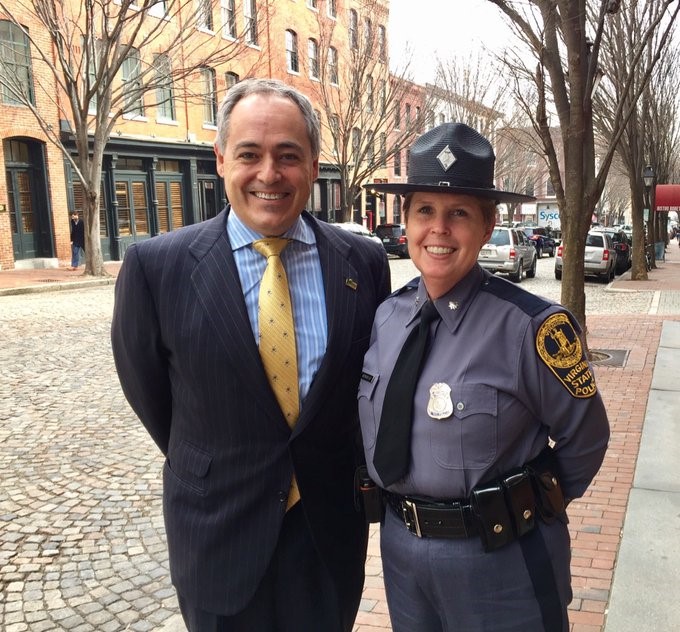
[69,211,84,270]
[111,78,390,632]
[357,123,610,632]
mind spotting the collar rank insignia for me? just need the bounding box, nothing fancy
[536,312,597,398]
[437,145,457,171]
[448,301,459,311]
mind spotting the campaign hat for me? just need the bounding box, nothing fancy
[367,122,535,203]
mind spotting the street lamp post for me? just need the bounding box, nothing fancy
[643,164,656,268]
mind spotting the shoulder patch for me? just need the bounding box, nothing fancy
[480,275,551,317]
[536,313,597,398]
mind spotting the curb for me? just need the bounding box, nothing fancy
[0,277,117,297]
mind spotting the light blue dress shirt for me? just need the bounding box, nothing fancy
[227,210,328,403]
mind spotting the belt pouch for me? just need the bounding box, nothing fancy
[471,483,514,552]
[502,471,536,537]
[531,471,566,524]
[356,466,385,523]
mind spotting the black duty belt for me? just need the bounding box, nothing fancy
[386,493,479,539]
[384,454,566,553]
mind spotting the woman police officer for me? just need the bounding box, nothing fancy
[357,122,609,631]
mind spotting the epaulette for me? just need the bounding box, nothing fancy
[480,274,551,317]
[387,276,420,299]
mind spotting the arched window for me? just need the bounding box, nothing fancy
[349,10,358,49]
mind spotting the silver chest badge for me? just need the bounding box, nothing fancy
[427,383,453,420]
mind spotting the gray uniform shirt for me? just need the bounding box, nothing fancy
[359,264,609,501]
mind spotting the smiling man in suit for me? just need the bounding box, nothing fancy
[111,78,390,631]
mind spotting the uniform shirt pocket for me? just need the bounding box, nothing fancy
[357,372,380,450]
[430,383,498,470]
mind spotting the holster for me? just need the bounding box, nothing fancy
[355,465,385,523]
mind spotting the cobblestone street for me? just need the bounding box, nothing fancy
[1,288,178,631]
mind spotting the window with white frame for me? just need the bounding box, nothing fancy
[201,66,217,125]
[154,53,175,120]
[244,0,257,45]
[307,0,317,9]
[328,46,338,84]
[351,127,361,162]
[363,17,372,54]
[366,75,373,112]
[308,39,319,79]
[349,9,358,50]
[327,0,336,18]
[225,71,239,89]
[196,0,213,30]
[286,30,299,73]
[122,48,144,117]
[221,0,236,38]
[377,25,386,61]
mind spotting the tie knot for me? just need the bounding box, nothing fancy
[419,301,440,326]
[253,237,290,258]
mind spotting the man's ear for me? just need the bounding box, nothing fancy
[214,143,224,177]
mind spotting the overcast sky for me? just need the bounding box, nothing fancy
[387,0,515,83]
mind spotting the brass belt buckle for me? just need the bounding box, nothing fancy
[402,499,422,537]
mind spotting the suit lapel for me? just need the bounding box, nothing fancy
[293,218,358,435]
[188,210,284,423]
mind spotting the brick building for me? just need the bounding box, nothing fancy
[0,0,395,270]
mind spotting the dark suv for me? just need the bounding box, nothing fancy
[521,226,556,258]
[375,223,409,258]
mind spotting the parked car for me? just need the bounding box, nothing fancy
[334,222,382,246]
[592,227,632,274]
[554,230,616,283]
[478,226,537,283]
[374,223,409,258]
[521,226,556,258]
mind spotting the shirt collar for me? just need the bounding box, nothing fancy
[410,265,485,331]
[227,208,316,251]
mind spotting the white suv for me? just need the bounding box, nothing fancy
[478,227,537,283]
[554,230,616,283]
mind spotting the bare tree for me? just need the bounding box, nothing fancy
[309,0,430,222]
[594,1,680,277]
[486,0,679,333]
[0,0,267,275]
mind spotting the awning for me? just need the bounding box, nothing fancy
[655,184,680,212]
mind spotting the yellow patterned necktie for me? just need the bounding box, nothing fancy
[252,237,300,509]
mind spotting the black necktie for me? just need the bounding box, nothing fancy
[373,301,440,487]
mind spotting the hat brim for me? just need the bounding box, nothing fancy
[365,182,535,204]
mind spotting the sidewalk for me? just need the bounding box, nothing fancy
[2,245,679,632]
[0,261,121,296]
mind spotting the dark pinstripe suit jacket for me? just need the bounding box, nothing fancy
[111,207,391,623]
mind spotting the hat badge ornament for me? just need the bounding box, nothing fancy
[437,145,457,171]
